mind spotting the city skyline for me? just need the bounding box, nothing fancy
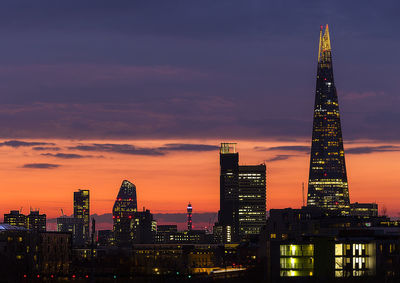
[2,2,400,281]
[1,1,400,224]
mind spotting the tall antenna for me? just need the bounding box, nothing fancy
[302,182,305,207]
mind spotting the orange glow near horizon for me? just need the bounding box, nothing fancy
[0,139,399,220]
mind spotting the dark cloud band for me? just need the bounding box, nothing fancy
[22,163,60,169]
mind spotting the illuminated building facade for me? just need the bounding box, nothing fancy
[4,210,26,228]
[213,224,232,244]
[112,180,137,246]
[334,242,376,277]
[218,143,239,242]
[280,244,314,277]
[350,202,378,218]
[73,189,90,243]
[307,25,350,215]
[238,165,266,237]
[187,202,193,231]
[27,210,46,232]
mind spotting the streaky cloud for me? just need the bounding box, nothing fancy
[68,143,219,156]
[346,145,400,154]
[159,143,219,152]
[256,145,309,152]
[0,140,55,148]
[266,154,296,162]
[41,153,93,159]
[68,144,165,156]
[32,146,61,151]
[258,144,400,155]
[22,163,60,169]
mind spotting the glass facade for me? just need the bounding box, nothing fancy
[73,189,90,243]
[335,243,376,277]
[112,180,137,246]
[238,165,266,236]
[280,244,314,277]
[307,25,350,215]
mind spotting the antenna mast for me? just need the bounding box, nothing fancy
[302,182,305,207]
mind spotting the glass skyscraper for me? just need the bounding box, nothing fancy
[112,180,137,246]
[307,25,350,215]
[238,165,266,237]
[73,189,90,243]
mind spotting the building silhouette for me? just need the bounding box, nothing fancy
[187,202,193,231]
[57,216,84,246]
[218,143,239,242]
[132,208,157,244]
[26,210,46,232]
[112,180,137,246]
[217,143,267,242]
[4,210,26,228]
[73,189,90,243]
[238,164,266,237]
[307,25,350,215]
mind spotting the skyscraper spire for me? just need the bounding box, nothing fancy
[307,25,350,215]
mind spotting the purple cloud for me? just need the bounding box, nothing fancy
[0,140,55,148]
[41,153,94,159]
[22,163,60,169]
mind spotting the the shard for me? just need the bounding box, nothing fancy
[307,25,350,215]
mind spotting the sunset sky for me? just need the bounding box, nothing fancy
[0,1,399,225]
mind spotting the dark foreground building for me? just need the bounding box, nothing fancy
[0,224,71,281]
[307,25,350,215]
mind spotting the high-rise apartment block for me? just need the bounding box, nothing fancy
[26,210,46,232]
[4,210,26,228]
[73,189,90,243]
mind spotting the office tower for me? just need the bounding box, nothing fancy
[187,202,193,231]
[238,164,266,237]
[26,210,46,232]
[112,180,137,246]
[307,25,350,215]
[218,143,239,242]
[132,208,157,244]
[4,210,26,228]
[57,216,84,246]
[74,189,90,243]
